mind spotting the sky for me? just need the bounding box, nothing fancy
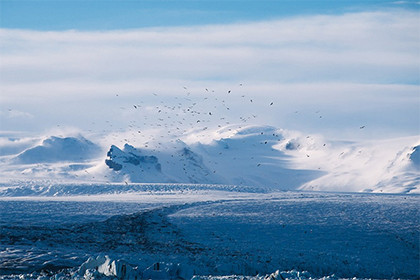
[2,1,418,30]
[0,0,419,142]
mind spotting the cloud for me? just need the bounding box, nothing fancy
[0,9,418,139]
[391,1,420,4]
[1,10,418,88]
[0,135,40,156]
[1,109,34,119]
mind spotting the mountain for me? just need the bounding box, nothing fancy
[98,125,322,188]
[373,144,420,193]
[189,125,322,189]
[104,144,168,183]
[105,144,162,173]
[101,141,219,184]
[409,145,420,166]
[11,135,102,164]
[0,125,418,194]
[297,137,420,194]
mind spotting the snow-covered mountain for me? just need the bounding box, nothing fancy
[102,143,216,184]
[0,135,103,180]
[11,135,102,164]
[294,136,420,193]
[96,125,321,189]
[0,127,419,280]
[0,125,418,193]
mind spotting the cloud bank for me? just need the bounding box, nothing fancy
[1,10,418,139]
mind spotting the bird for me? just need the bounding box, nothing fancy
[360,126,365,129]
[270,102,274,106]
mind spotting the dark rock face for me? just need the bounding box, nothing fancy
[105,159,123,171]
[105,144,161,172]
[285,140,300,150]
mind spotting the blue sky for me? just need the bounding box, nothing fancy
[1,0,419,30]
[0,1,419,141]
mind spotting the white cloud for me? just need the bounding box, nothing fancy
[1,109,34,119]
[0,10,418,139]
[1,10,418,87]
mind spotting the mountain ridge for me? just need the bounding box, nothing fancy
[0,125,418,194]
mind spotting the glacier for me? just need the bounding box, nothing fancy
[0,189,419,279]
[0,125,419,279]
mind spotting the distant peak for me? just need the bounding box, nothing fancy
[13,134,101,164]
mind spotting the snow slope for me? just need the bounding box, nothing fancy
[288,136,420,194]
[0,135,103,181]
[12,135,101,164]
[0,125,418,193]
[92,125,321,189]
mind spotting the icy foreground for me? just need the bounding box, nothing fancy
[0,187,419,279]
[0,125,419,194]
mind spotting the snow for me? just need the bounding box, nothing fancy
[0,189,418,279]
[11,135,102,164]
[1,124,418,193]
[0,124,419,279]
[0,182,267,199]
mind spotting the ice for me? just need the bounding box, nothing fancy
[0,182,267,197]
[0,125,419,279]
[0,190,418,279]
[77,255,140,279]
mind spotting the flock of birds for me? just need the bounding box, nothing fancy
[68,82,369,152]
[110,85,365,146]
[40,84,367,183]
[103,85,273,149]
[99,85,278,182]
